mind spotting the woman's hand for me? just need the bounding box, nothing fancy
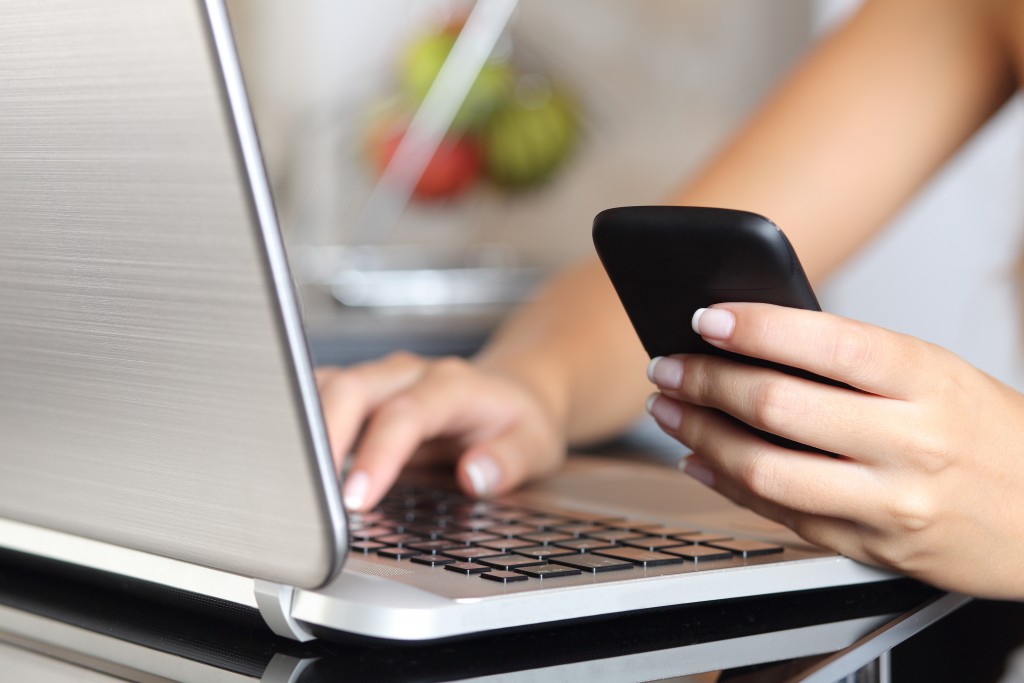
[646,302,1024,599]
[316,353,566,513]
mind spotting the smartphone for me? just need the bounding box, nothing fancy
[592,205,839,453]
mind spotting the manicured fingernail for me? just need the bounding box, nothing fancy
[464,456,501,497]
[692,307,735,340]
[681,457,716,487]
[646,393,683,431]
[343,470,369,511]
[647,356,684,389]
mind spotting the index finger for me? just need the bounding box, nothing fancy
[692,302,934,399]
[317,352,429,469]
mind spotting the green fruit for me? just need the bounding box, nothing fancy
[483,91,577,187]
[400,32,512,130]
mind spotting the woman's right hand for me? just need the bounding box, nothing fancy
[315,352,567,513]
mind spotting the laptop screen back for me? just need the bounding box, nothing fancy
[0,0,345,589]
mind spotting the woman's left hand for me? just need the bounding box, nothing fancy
[646,302,1024,599]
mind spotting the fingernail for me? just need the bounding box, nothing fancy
[692,307,735,340]
[646,393,683,432]
[343,470,369,511]
[464,456,501,497]
[647,356,684,389]
[681,457,716,487]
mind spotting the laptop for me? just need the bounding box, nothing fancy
[0,0,896,643]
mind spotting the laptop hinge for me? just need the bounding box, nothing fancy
[253,580,316,642]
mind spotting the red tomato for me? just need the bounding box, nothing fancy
[374,129,482,200]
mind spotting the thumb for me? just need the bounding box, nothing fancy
[455,429,564,499]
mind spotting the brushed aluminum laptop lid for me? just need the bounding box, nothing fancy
[0,0,345,589]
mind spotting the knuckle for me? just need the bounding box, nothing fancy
[376,393,421,422]
[739,447,784,501]
[934,355,974,404]
[909,428,954,474]
[382,350,420,366]
[422,357,474,394]
[323,369,363,401]
[673,408,697,446]
[863,538,918,571]
[430,355,471,377]
[750,378,800,433]
[314,366,338,382]
[885,487,937,535]
[685,357,717,406]
[787,516,829,548]
[676,406,707,449]
[826,321,873,378]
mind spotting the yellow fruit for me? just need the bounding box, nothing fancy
[400,32,512,130]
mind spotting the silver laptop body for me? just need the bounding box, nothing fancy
[0,0,895,643]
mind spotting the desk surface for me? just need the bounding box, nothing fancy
[0,545,961,683]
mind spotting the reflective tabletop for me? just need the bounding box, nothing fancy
[0,546,964,683]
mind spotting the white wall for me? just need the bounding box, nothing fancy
[820,98,1024,390]
[813,0,1024,389]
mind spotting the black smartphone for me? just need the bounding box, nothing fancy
[592,205,839,453]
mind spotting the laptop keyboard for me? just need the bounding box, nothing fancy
[348,485,787,585]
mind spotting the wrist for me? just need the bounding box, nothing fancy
[473,349,571,438]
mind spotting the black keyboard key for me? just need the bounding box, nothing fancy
[632,525,701,537]
[662,545,735,562]
[443,531,502,545]
[553,538,616,552]
[552,510,624,524]
[432,515,460,528]
[376,533,424,546]
[351,527,392,541]
[514,564,584,579]
[672,532,734,544]
[552,523,605,537]
[489,524,536,537]
[621,537,689,552]
[411,555,456,567]
[478,554,546,571]
[454,517,499,531]
[517,531,574,545]
[349,511,386,525]
[350,541,386,553]
[478,538,536,552]
[593,548,684,567]
[515,545,577,560]
[380,511,424,526]
[552,555,635,573]
[486,508,527,523]
[376,519,411,533]
[443,547,504,561]
[585,529,646,543]
[447,501,494,517]
[404,525,447,539]
[706,540,784,557]
[480,570,530,583]
[517,514,573,529]
[384,496,424,510]
[407,540,461,554]
[602,519,664,531]
[445,562,490,575]
[377,547,422,560]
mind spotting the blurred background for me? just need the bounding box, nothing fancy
[224,0,812,364]
[224,0,1024,393]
